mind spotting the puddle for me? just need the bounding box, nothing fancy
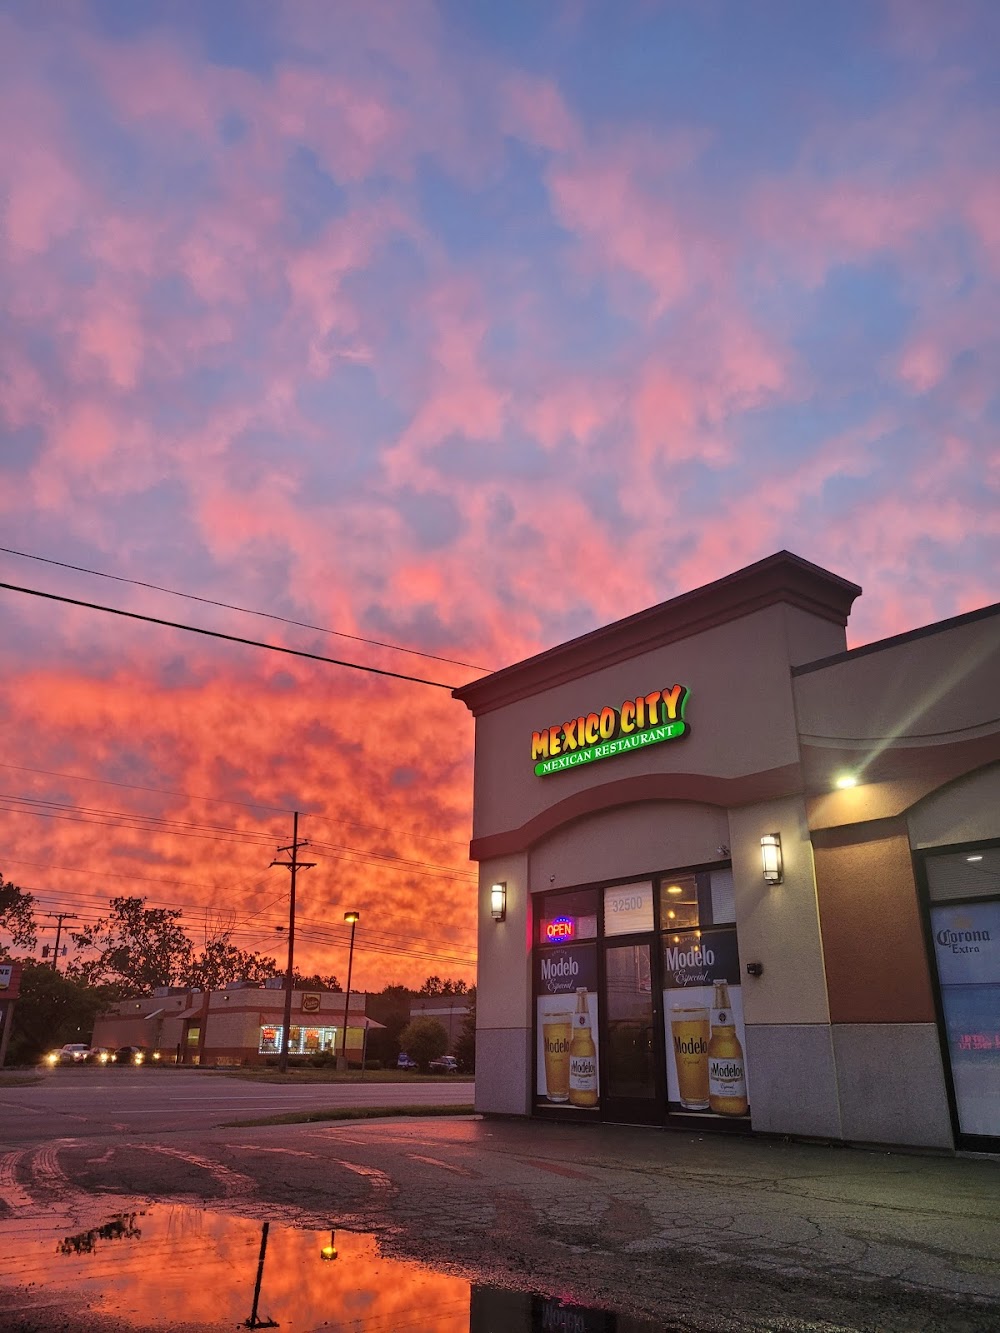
[0,1203,660,1332]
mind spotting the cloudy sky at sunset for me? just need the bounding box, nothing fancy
[1,0,998,989]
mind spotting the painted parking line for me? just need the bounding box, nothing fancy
[405,1153,480,1178]
[518,1156,594,1181]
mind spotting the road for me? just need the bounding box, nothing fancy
[0,1066,473,1138]
[1,1070,999,1331]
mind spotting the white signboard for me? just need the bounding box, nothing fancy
[0,965,11,990]
[603,881,654,936]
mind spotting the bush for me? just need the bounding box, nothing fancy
[397,1017,448,1072]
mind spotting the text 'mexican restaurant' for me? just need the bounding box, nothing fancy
[454,552,1000,1153]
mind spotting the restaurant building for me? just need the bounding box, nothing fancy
[454,551,1000,1152]
[92,984,381,1066]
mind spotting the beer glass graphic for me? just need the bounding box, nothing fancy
[542,1011,573,1103]
[670,1004,710,1110]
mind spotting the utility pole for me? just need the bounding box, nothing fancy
[42,913,79,972]
[269,812,314,1074]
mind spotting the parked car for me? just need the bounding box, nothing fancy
[429,1055,459,1074]
[396,1052,418,1070]
[43,1043,91,1066]
[111,1045,153,1066]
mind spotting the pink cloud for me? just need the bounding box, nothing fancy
[73,298,145,390]
[502,72,580,155]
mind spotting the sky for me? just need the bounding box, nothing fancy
[1,0,998,991]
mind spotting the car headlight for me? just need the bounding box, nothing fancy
[134,1053,144,1065]
[99,1051,110,1064]
[152,1051,161,1061]
[45,1052,58,1065]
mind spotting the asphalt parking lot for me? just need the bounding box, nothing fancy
[0,1065,473,1140]
[1,1071,999,1331]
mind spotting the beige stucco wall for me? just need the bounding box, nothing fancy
[908,761,1000,849]
[472,603,841,841]
[794,612,1000,746]
[727,795,830,1027]
[475,853,532,1114]
[529,802,730,894]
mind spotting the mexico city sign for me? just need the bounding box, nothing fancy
[531,685,690,777]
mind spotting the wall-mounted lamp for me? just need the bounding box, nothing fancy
[835,773,858,789]
[490,881,507,922]
[760,833,783,885]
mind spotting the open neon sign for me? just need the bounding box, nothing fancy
[545,916,576,942]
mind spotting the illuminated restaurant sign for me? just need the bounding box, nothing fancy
[545,916,576,942]
[531,685,690,777]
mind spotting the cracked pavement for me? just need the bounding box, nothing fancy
[1,1071,999,1330]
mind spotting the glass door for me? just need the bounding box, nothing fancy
[601,940,663,1123]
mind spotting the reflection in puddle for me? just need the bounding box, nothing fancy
[1,1203,659,1331]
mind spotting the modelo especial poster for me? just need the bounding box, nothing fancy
[662,926,750,1121]
[534,942,600,1111]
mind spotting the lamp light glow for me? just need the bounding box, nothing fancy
[490,882,507,922]
[835,774,858,789]
[760,833,783,885]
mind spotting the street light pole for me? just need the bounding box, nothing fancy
[339,911,359,1071]
[269,811,315,1075]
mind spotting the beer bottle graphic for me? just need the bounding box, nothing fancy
[707,980,748,1117]
[568,987,598,1108]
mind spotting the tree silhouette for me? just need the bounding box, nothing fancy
[0,873,36,952]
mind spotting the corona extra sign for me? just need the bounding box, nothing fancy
[531,685,690,777]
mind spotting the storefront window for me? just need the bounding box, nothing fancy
[603,881,654,935]
[533,860,742,1128]
[662,925,749,1122]
[925,846,1000,1142]
[259,1024,340,1055]
[535,887,601,1113]
[537,888,598,945]
[660,874,699,930]
[659,868,735,930]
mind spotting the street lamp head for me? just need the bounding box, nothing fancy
[344,910,360,924]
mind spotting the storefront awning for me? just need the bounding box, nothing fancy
[176,1005,204,1020]
[143,1008,166,1020]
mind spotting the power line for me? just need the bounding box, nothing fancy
[0,580,464,690]
[12,870,475,957]
[0,544,491,673]
[0,761,472,852]
[2,793,281,844]
[21,892,476,970]
[19,884,477,966]
[0,760,293,815]
[1,796,476,881]
[3,855,270,896]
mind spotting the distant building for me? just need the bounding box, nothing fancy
[409,994,472,1048]
[91,984,382,1066]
